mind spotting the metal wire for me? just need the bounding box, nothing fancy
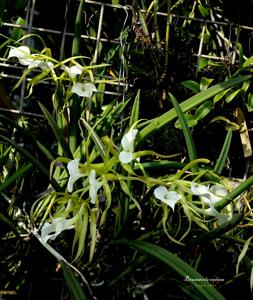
[1,0,253,118]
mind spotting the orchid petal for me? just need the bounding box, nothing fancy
[119,129,138,163]
[191,182,210,196]
[204,207,231,225]
[121,129,138,152]
[88,170,102,204]
[154,186,181,211]
[41,217,68,244]
[67,158,84,193]
[210,184,227,197]
[8,46,33,66]
[119,151,133,164]
[72,82,96,97]
[62,65,83,78]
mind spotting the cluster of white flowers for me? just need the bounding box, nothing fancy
[38,162,103,244]
[67,158,102,203]
[7,45,96,98]
[153,181,231,224]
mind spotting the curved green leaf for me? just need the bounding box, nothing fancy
[214,129,232,175]
[60,260,88,300]
[169,93,197,170]
[39,102,72,159]
[114,239,225,300]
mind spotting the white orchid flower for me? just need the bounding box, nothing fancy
[62,65,83,78]
[191,182,227,205]
[67,158,84,193]
[8,45,33,66]
[8,46,55,72]
[40,217,74,244]
[88,169,102,204]
[154,186,182,211]
[204,207,231,224]
[191,182,230,223]
[119,129,138,164]
[71,82,96,97]
[28,59,54,72]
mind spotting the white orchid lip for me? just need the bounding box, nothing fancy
[28,59,54,72]
[67,158,84,193]
[88,169,102,204]
[40,217,74,244]
[190,182,227,205]
[8,45,33,66]
[190,182,230,224]
[154,186,182,211]
[71,82,97,97]
[8,46,55,72]
[119,129,138,163]
[62,65,83,78]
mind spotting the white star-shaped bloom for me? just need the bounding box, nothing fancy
[88,170,102,204]
[190,182,230,224]
[40,217,74,244]
[8,45,33,66]
[71,82,96,97]
[191,182,227,205]
[154,186,182,211]
[119,129,138,164]
[62,65,83,78]
[67,158,84,193]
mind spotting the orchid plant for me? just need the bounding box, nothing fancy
[2,42,253,300]
[2,3,253,299]
[5,42,251,273]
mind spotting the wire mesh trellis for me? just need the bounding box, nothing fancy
[1,0,253,119]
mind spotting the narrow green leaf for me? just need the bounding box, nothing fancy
[169,93,197,169]
[133,160,186,171]
[11,17,25,40]
[114,239,225,300]
[69,94,80,155]
[225,88,244,103]
[181,80,200,93]
[236,236,253,275]
[39,102,72,159]
[194,101,212,121]
[200,77,214,90]
[60,259,87,300]
[243,56,253,68]
[213,88,232,103]
[71,0,85,56]
[214,129,232,175]
[89,209,97,262]
[72,203,89,261]
[80,118,106,158]
[175,113,198,128]
[129,90,140,127]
